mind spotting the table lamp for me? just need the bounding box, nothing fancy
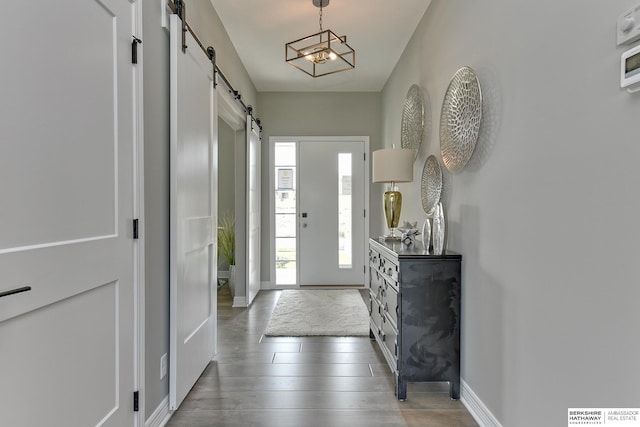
[372,147,414,242]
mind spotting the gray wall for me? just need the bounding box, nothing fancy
[218,118,236,217]
[217,118,236,272]
[257,92,383,284]
[142,0,257,419]
[142,1,170,416]
[382,0,640,425]
[234,127,247,300]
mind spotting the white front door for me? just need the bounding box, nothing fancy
[169,15,217,410]
[299,140,367,286]
[0,1,139,425]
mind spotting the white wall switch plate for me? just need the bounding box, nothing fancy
[618,5,640,46]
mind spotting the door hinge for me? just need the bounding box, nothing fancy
[364,152,366,161]
[132,36,142,64]
[364,209,366,218]
[133,219,139,239]
[133,391,139,412]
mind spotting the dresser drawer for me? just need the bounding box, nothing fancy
[379,253,399,283]
[369,247,381,270]
[369,292,382,331]
[369,268,383,300]
[381,279,398,327]
[381,313,398,370]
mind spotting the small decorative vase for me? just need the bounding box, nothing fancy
[432,203,445,255]
[421,218,431,254]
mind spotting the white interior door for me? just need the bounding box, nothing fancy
[0,1,139,425]
[246,118,261,305]
[299,140,367,285]
[169,15,217,410]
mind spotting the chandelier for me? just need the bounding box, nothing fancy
[285,0,355,77]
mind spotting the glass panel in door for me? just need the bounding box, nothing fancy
[274,142,296,285]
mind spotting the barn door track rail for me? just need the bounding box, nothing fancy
[167,0,262,130]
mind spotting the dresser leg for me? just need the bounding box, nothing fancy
[449,379,460,400]
[396,375,407,401]
[369,328,375,340]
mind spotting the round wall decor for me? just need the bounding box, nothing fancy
[401,84,425,160]
[421,155,442,215]
[440,66,482,173]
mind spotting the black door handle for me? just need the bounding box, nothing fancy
[0,286,32,298]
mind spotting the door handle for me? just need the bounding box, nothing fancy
[0,286,32,298]
[303,223,308,228]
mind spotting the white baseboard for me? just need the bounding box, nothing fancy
[232,295,247,307]
[145,395,172,427]
[461,379,502,427]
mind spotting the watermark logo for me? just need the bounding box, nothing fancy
[568,409,640,426]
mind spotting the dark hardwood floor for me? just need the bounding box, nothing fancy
[166,285,479,427]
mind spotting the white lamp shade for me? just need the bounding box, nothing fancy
[372,148,414,183]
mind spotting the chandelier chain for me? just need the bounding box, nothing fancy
[319,1,323,31]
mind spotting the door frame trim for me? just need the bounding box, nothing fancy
[133,1,145,424]
[218,87,249,308]
[268,136,370,288]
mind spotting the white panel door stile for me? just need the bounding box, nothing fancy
[0,1,139,426]
[299,140,366,286]
[246,117,261,305]
[169,14,218,410]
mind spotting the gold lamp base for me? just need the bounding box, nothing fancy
[381,190,402,242]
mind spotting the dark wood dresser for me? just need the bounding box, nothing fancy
[368,238,462,400]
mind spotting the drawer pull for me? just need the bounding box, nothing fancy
[0,286,32,299]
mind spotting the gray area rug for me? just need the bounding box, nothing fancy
[264,289,369,336]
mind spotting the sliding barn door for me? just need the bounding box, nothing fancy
[0,0,139,425]
[246,117,261,305]
[169,15,218,409]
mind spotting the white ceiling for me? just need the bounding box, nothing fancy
[210,0,431,92]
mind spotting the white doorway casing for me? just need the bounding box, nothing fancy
[269,136,370,288]
[217,85,253,308]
